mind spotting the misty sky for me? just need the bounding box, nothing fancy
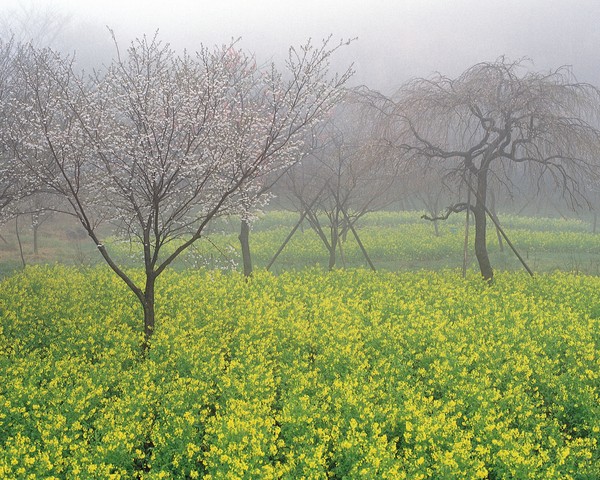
[2,0,600,92]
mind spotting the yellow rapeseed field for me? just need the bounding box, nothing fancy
[0,266,598,478]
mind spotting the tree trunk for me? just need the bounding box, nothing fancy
[328,234,337,270]
[239,219,253,277]
[15,215,26,268]
[462,184,471,279]
[142,274,156,351]
[593,211,597,235]
[328,220,338,271]
[341,217,349,242]
[474,168,494,283]
[33,223,39,255]
[338,236,346,268]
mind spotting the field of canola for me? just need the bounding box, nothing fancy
[1,265,599,479]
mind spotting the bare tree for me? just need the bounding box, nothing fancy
[409,163,456,236]
[370,58,600,281]
[278,98,397,270]
[230,40,354,277]
[0,2,69,48]
[11,34,350,348]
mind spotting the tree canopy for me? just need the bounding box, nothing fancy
[368,58,600,281]
[6,33,352,346]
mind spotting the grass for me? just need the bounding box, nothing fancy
[1,209,600,277]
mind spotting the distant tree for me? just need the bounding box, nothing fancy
[370,58,600,282]
[229,41,353,277]
[0,37,33,227]
[0,2,69,48]
[15,191,62,255]
[279,98,397,270]
[237,168,298,277]
[0,37,15,219]
[11,34,350,348]
[408,162,455,236]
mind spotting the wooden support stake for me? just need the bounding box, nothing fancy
[266,187,326,271]
[462,174,471,278]
[338,203,376,272]
[266,210,308,271]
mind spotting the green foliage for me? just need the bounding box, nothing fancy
[3,210,600,275]
[1,266,599,478]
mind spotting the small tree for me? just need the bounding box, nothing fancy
[14,191,61,255]
[0,37,33,227]
[0,3,69,49]
[371,58,600,281]
[279,99,397,270]
[12,34,350,348]
[229,39,354,276]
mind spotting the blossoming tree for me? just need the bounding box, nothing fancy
[0,37,30,225]
[12,34,351,347]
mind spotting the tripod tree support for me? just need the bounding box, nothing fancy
[338,203,376,272]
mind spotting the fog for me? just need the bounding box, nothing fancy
[1,0,600,91]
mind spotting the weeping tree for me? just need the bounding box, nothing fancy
[370,58,600,282]
[10,34,350,348]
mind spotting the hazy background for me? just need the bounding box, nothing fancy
[1,0,599,92]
